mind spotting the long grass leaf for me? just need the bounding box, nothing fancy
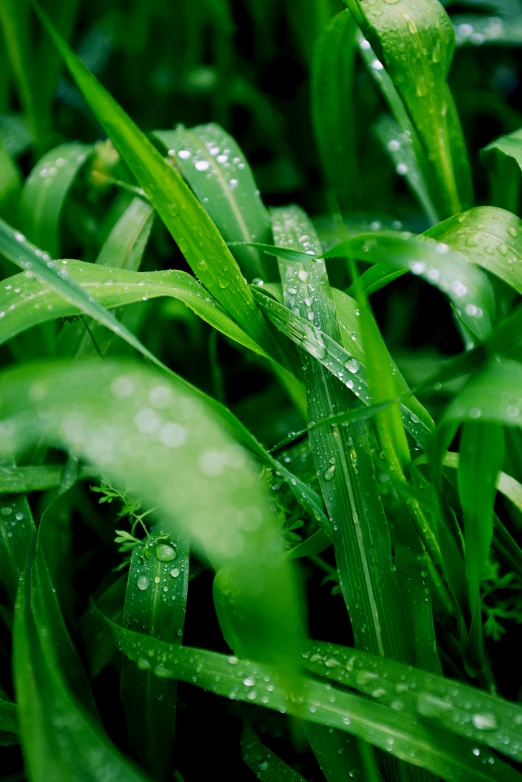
[106,620,522,781]
[121,532,189,779]
[302,639,522,763]
[14,535,149,782]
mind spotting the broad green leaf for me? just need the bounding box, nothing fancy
[107,619,521,781]
[302,639,522,764]
[425,207,522,296]
[241,725,308,780]
[14,535,149,781]
[121,532,189,779]
[18,142,93,257]
[481,130,522,213]
[312,10,359,210]
[239,233,496,342]
[154,124,277,282]
[32,3,276,354]
[0,359,304,681]
[347,0,473,217]
[347,262,406,297]
[459,422,504,672]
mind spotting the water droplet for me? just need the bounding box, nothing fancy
[195,160,210,171]
[323,464,336,481]
[170,567,180,577]
[472,713,498,731]
[344,358,359,374]
[156,543,177,562]
[137,576,150,591]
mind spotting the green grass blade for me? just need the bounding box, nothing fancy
[106,620,522,781]
[254,287,434,449]
[304,721,377,782]
[459,422,504,674]
[346,0,473,217]
[0,0,47,149]
[56,196,155,359]
[0,492,35,602]
[14,535,149,782]
[426,206,522,296]
[94,196,155,272]
[0,359,304,681]
[0,260,269,359]
[357,32,440,224]
[0,215,172,371]
[32,3,276,353]
[154,124,277,282]
[241,725,308,780]
[121,532,189,779]
[0,141,22,220]
[270,206,415,664]
[303,639,522,763]
[324,232,496,341]
[18,142,92,256]
[374,114,439,225]
[0,463,96,494]
[481,131,522,213]
[311,10,359,210]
